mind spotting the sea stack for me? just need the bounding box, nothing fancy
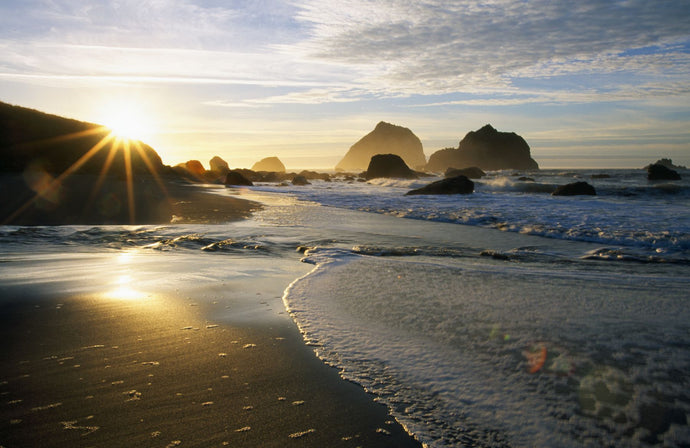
[209,156,230,173]
[426,124,539,172]
[252,156,286,172]
[336,122,426,172]
[647,163,681,181]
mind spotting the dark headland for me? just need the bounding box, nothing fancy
[0,101,258,225]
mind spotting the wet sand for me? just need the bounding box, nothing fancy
[0,276,422,448]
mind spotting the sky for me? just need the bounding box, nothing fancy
[1,0,689,170]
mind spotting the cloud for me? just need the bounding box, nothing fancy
[291,0,690,97]
[2,0,689,109]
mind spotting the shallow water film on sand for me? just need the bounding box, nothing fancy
[1,168,689,447]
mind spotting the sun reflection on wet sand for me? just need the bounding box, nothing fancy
[105,275,146,301]
[103,251,149,300]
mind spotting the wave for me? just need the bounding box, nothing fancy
[477,176,690,197]
[478,176,557,194]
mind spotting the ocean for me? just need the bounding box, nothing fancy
[1,169,689,447]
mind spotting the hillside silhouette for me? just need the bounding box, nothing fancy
[0,101,167,177]
[0,102,255,225]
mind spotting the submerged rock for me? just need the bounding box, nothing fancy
[252,156,286,173]
[444,166,485,179]
[552,181,596,196]
[298,170,331,181]
[405,175,474,195]
[365,154,418,180]
[224,170,253,186]
[647,163,681,181]
[426,124,539,172]
[336,121,426,171]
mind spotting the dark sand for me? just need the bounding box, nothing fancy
[0,180,422,447]
[0,291,421,448]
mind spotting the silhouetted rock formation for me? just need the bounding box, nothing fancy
[252,156,286,172]
[645,158,686,171]
[336,122,426,171]
[444,166,485,179]
[406,175,474,195]
[291,175,311,186]
[647,163,681,181]
[185,160,206,177]
[224,170,254,186]
[365,154,418,180]
[209,156,230,173]
[426,125,538,172]
[552,182,596,196]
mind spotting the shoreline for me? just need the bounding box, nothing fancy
[0,247,422,447]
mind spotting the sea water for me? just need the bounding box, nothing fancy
[1,168,689,447]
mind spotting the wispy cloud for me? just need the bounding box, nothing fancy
[290,0,690,98]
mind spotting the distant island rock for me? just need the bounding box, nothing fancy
[647,163,681,181]
[645,158,686,171]
[365,154,418,180]
[336,122,426,172]
[252,156,285,172]
[426,124,539,172]
[406,175,474,195]
[552,181,596,196]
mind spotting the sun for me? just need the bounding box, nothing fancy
[99,99,156,142]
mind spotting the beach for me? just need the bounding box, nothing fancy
[2,172,689,447]
[0,183,422,448]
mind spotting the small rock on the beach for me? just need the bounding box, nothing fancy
[288,428,316,439]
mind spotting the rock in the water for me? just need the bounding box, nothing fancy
[336,122,426,171]
[426,124,539,172]
[645,158,686,171]
[444,166,485,179]
[252,156,286,173]
[405,175,474,195]
[291,175,311,186]
[647,163,681,180]
[365,154,418,180]
[298,170,331,181]
[209,156,230,173]
[224,170,253,186]
[552,181,596,196]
